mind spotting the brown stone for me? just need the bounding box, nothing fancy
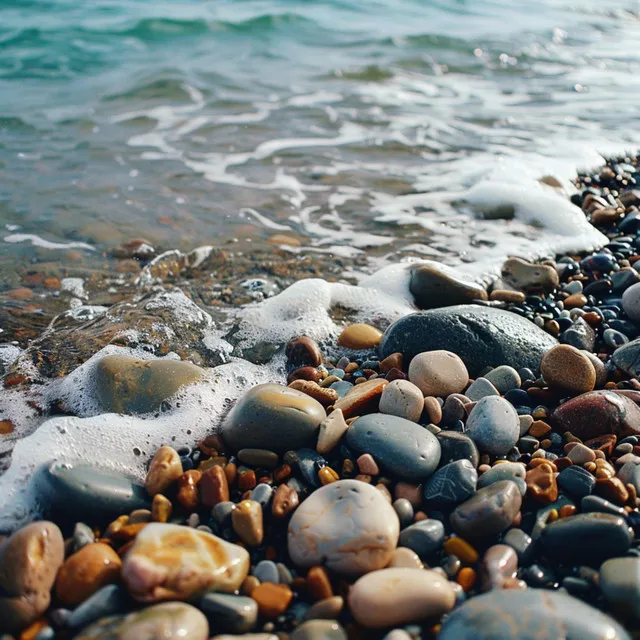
[251,583,293,619]
[200,466,230,508]
[287,367,322,384]
[501,257,559,293]
[529,420,552,438]
[525,462,558,504]
[424,396,442,425]
[237,469,257,491]
[272,483,299,519]
[288,379,338,406]
[307,566,333,601]
[151,494,172,523]
[595,477,630,506]
[337,324,383,350]
[232,500,264,546]
[541,345,596,394]
[380,353,402,374]
[285,337,322,368]
[145,446,183,496]
[409,263,488,309]
[176,470,201,512]
[564,293,588,309]
[55,543,122,606]
[489,290,526,303]
[333,378,389,419]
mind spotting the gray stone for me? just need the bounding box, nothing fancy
[329,381,353,398]
[436,431,479,468]
[618,460,640,493]
[200,593,258,634]
[560,317,596,351]
[581,495,627,518]
[392,499,414,529]
[483,366,521,394]
[464,378,499,402]
[424,460,477,507]
[612,338,640,378]
[291,620,347,640]
[557,465,595,499]
[599,557,640,619]
[117,603,208,640]
[477,462,527,496]
[346,414,441,481]
[502,528,533,565]
[72,522,95,552]
[378,306,557,377]
[253,561,279,584]
[465,396,520,456]
[68,585,130,630]
[622,282,640,322]
[438,589,631,640]
[379,380,424,422]
[397,520,445,559]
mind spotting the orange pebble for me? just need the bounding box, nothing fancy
[457,567,477,592]
[319,466,340,485]
[307,566,333,601]
[251,582,293,619]
[559,504,577,518]
[444,537,479,564]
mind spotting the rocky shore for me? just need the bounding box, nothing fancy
[2,155,640,638]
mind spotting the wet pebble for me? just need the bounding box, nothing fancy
[424,459,477,507]
[599,557,640,619]
[200,593,258,634]
[483,365,521,394]
[465,396,520,456]
[408,350,469,397]
[379,379,424,422]
[541,344,596,394]
[398,519,445,559]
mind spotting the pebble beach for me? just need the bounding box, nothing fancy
[2,156,640,639]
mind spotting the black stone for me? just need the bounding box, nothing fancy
[436,431,479,468]
[559,317,595,351]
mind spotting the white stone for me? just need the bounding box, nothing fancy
[379,380,424,422]
[408,351,469,398]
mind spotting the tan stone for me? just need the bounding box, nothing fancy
[288,380,338,406]
[316,409,350,455]
[408,350,469,397]
[145,446,183,496]
[337,324,383,350]
[541,344,596,394]
[232,500,264,547]
[501,257,559,293]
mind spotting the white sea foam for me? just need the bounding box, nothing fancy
[4,234,95,252]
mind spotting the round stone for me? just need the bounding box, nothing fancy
[612,338,640,378]
[118,603,208,640]
[599,557,640,619]
[221,384,326,452]
[408,350,469,397]
[287,480,399,576]
[200,593,258,634]
[450,481,522,541]
[379,380,424,422]
[622,282,640,321]
[285,337,323,368]
[483,366,521,394]
[541,345,596,394]
[348,568,456,628]
[465,396,520,456]
[424,460,477,507]
[464,378,499,402]
[477,462,526,495]
[337,324,383,350]
[346,414,441,481]
[397,520,445,559]
[291,620,347,640]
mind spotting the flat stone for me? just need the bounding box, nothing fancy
[288,480,399,576]
[200,593,258,634]
[477,462,526,496]
[501,257,559,293]
[291,620,347,640]
[68,585,130,630]
[408,350,469,397]
[333,378,389,419]
[450,481,522,541]
[557,465,595,499]
[483,366,521,394]
[316,409,349,455]
[118,603,209,640]
[121,523,249,602]
[612,338,640,378]
[541,345,596,394]
[379,380,424,422]
[348,568,456,628]
[409,262,488,309]
[221,384,326,452]
[95,355,204,414]
[397,520,445,559]
[465,396,520,456]
[599,557,640,619]
[424,460,477,507]
[438,589,630,640]
[540,513,633,566]
[436,431,479,468]
[346,414,441,481]
[465,378,499,401]
[379,306,557,377]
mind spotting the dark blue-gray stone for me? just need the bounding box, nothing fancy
[378,306,557,376]
[540,513,633,566]
[612,338,640,378]
[295,449,327,488]
[211,501,235,526]
[36,462,149,518]
[502,528,534,565]
[424,459,477,507]
[251,483,273,509]
[581,495,627,518]
[253,560,279,584]
[557,465,595,499]
[436,431,479,468]
[438,589,630,640]
[68,585,131,630]
[346,414,441,481]
[200,593,258,634]
[618,461,640,493]
[560,317,595,351]
[397,519,445,559]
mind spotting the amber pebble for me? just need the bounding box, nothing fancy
[251,582,294,619]
[338,323,383,350]
[225,461,238,486]
[584,434,617,456]
[525,462,558,504]
[319,467,340,485]
[151,494,172,523]
[289,379,338,406]
[627,483,637,507]
[380,353,403,374]
[554,457,573,472]
[104,515,129,538]
[273,464,292,483]
[18,619,48,640]
[489,290,526,303]
[288,367,322,384]
[540,439,552,449]
[238,469,257,491]
[444,537,479,565]
[529,420,552,438]
[345,363,359,374]
[307,566,333,601]
[457,567,477,592]
[55,543,122,606]
[424,396,442,425]
[110,523,147,543]
[232,500,264,547]
[558,504,577,518]
[144,446,183,496]
[176,470,201,512]
[564,293,587,308]
[595,477,629,505]
[286,336,323,368]
[241,575,260,596]
[200,466,230,509]
[342,459,355,476]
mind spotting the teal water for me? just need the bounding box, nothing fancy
[1,0,640,276]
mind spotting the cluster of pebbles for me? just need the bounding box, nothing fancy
[4,157,640,640]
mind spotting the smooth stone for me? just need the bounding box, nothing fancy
[409,262,488,309]
[541,344,596,394]
[540,513,633,566]
[382,632,413,640]
[436,432,479,468]
[316,409,350,455]
[465,396,520,456]
[559,317,596,352]
[201,593,258,634]
[346,414,441,481]
[465,378,499,401]
[379,380,424,422]
[408,350,469,397]
[36,462,149,518]
[424,459,477,507]
[95,355,203,414]
[329,381,353,399]
[73,615,125,640]
[285,337,322,368]
[333,378,389,419]
[72,522,95,552]
[551,390,640,440]
[288,480,399,576]
[291,620,347,640]
[68,585,130,630]
[387,547,424,569]
[379,306,557,377]
[302,596,344,621]
[480,544,518,590]
[118,602,208,640]
[502,528,534,565]
[221,384,326,452]
[557,465,595,499]
[237,449,279,469]
[145,446,183,496]
[477,462,526,496]
[612,337,640,378]
[450,481,522,541]
[348,568,456,628]
[519,415,534,436]
[249,483,272,509]
[501,257,559,293]
[438,589,631,640]
[121,523,249,602]
[441,394,467,426]
[618,460,640,494]
[337,324,383,350]
[581,495,627,518]
[622,282,640,321]
[253,561,279,585]
[397,520,445,559]
[599,557,640,619]
[483,366,521,394]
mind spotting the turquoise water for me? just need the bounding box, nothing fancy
[1,0,640,274]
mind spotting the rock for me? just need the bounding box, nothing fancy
[68,585,130,630]
[291,620,347,640]
[287,480,399,576]
[480,544,517,590]
[250,583,293,619]
[618,461,640,494]
[118,602,209,640]
[540,513,633,566]
[316,409,350,455]
[612,338,640,378]
[238,449,279,469]
[95,355,204,414]
[0,521,64,634]
[409,263,488,309]
[333,379,388,419]
[379,380,424,422]
[550,390,640,440]
[337,324,383,350]
[465,396,520,456]
[450,481,522,541]
[501,257,559,293]
[285,337,322,368]
[465,378,499,401]
[121,523,249,602]
[303,596,344,621]
[397,520,445,559]
[387,547,424,569]
[438,589,631,640]
[272,483,299,519]
[36,462,149,519]
[583,350,607,387]
[483,366,521,394]
[145,446,183,496]
[436,432,479,468]
[622,282,640,321]
[232,500,263,547]
[560,317,596,352]
[408,350,469,397]
[477,462,526,496]
[221,384,326,452]
[502,529,533,564]
[348,568,456,628]
[599,557,640,619]
[73,616,126,640]
[541,345,596,394]
[72,522,95,552]
[379,306,557,377]
[346,414,441,481]
[525,462,558,504]
[55,543,122,607]
[201,593,258,634]
[424,460,477,507]
[201,466,230,508]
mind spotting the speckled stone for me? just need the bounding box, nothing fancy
[541,344,596,394]
[465,396,520,456]
[288,480,399,576]
[483,366,521,394]
[397,520,445,559]
[408,350,469,397]
[612,338,640,378]
[379,380,424,422]
[424,460,477,507]
[409,262,488,309]
[599,557,640,619]
[438,589,630,640]
[221,384,326,452]
[348,568,456,628]
[346,413,441,481]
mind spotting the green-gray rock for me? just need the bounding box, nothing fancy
[201,593,258,634]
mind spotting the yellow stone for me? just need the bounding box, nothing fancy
[318,467,340,485]
[443,537,479,564]
[337,324,383,350]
